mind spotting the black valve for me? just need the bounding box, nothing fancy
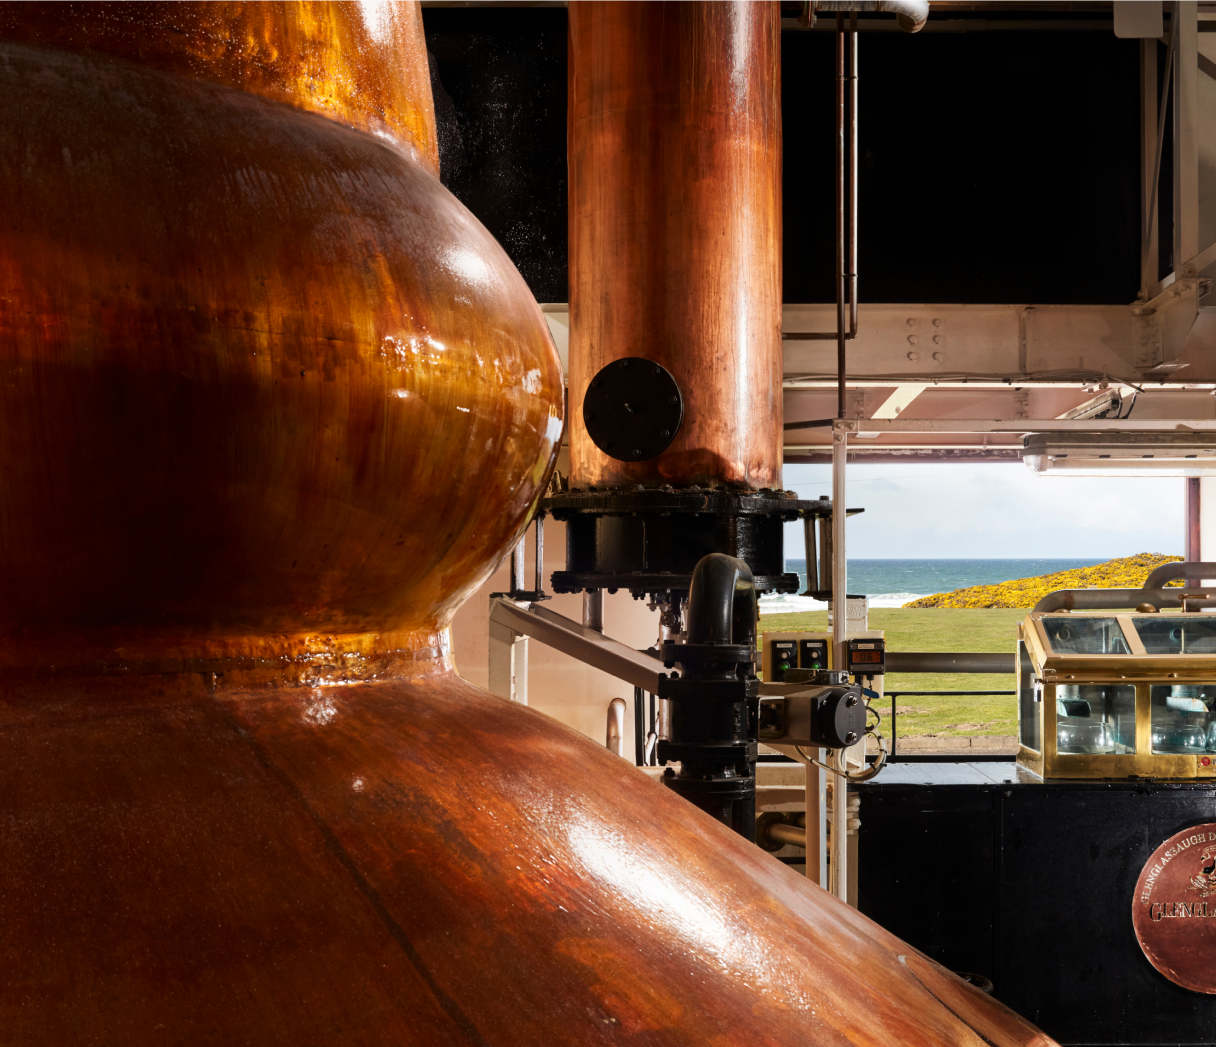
[656,553,759,842]
[757,683,868,751]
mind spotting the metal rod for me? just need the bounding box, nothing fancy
[1187,479,1202,560]
[818,516,833,598]
[781,16,859,345]
[583,589,604,632]
[510,537,525,595]
[1144,7,1178,257]
[885,691,1016,695]
[633,686,645,766]
[831,420,848,904]
[803,516,819,593]
[765,822,807,849]
[533,512,545,594]
[885,652,1014,673]
[884,690,1018,760]
[836,13,847,420]
[1174,1,1199,270]
[1141,36,1160,292]
[848,13,858,336]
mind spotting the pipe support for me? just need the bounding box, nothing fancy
[814,1,928,33]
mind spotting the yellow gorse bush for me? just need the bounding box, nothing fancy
[902,552,1183,609]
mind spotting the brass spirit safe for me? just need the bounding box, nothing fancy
[1018,612,1216,779]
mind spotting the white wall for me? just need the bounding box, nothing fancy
[1200,477,1216,563]
[449,515,660,755]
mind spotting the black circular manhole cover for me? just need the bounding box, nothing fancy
[582,358,683,462]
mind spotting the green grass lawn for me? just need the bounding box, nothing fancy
[759,608,1025,738]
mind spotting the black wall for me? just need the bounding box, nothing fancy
[424,8,569,303]
[859,777,1216,1046]
[424,11,1143,306]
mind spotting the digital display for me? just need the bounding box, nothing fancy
[846,638,885,674]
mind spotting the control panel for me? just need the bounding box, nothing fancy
[763,630,886,685]
[846,637,886,676]
[770,640,798,681]
[799,638,828,671]
[765,633,832,682]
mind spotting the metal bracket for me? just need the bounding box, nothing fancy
[488,598,666,693]
[1133,279,1200,373]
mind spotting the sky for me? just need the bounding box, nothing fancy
[781,462,1183,560]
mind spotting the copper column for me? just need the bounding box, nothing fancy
[568,1,783,490]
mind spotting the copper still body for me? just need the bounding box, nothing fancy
[0,3,1055,1044]
[567,0,783,490]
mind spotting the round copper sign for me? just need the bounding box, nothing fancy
[1133,822,1216,993]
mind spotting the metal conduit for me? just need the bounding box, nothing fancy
[1143,562,1216,589]
[1033,588,1216,613]
[814,0,929,33]
[767,822,808,849]
[782,10,858,430]
[885,652,1014,673]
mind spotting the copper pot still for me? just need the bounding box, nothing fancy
[0,2,1055,1043]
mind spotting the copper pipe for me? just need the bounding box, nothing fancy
[568,1,782,489]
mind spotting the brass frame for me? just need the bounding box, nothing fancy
[1017,612,1216,779]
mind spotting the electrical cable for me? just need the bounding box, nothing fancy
[795,681,888,782]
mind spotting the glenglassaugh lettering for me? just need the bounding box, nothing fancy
[1134,824,1216,994]
[1140,831,1216,905]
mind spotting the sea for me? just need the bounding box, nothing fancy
[759,558,1107,614]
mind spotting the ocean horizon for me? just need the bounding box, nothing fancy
[760,557,1107,613]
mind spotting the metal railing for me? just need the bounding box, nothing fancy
[884,690,1017,761]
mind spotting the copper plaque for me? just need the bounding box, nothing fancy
[1133,822,1216,993]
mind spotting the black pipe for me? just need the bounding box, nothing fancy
[657,554,760,841]
[886,652,1014,674]
[685,554,758,650]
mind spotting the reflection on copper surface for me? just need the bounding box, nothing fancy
[0,3,1059,1043]
[568,1,783,489]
